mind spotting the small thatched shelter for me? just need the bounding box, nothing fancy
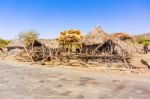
[81,32,135,68]
[27,39,60,61]
[81,26,108,53]
[82,26,108,45]
[6,39,24,55]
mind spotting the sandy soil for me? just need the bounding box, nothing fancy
[1,60,150,99]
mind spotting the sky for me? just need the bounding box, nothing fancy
[0,0,150,39]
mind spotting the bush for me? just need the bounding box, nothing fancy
[0,39,10,48]
[18,31,39,46]
[135,36,150,45]
[139,40,150,45]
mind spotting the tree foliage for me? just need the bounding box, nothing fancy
[135,36,150,45]
[0,38,10,48]
[18,31,39,46]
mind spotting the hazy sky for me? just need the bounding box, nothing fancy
[0,0,150,39]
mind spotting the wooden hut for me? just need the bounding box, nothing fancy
[6,39,24,55]
[27,39,60,61]
[79,27,136,68]
[81,26,108,54]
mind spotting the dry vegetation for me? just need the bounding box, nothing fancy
[133,32,150,45]
[1,27,150,73]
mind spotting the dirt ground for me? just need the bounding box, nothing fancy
[2,52,150,75]
[1,60,150,99]
[1,52,150,99]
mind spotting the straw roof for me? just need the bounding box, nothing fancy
[34,39,60,49]
[110,37,137,56]
[111,32,132,40]
[82,26,108,45]
[6,39,24,48]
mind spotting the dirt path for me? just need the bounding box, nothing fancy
[0,61,150,99]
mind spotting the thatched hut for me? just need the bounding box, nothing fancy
[27,39,60,61]
[81,26,108,53]
[6,39,24,55]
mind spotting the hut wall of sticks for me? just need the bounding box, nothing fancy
[81,26,108,54]
[26,39,60,62]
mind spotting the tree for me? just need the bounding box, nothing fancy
[18,31,39,46]
[135,36,150,45]
[0,38,10,48]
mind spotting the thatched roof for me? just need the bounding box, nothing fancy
[111,37,137,56]
[33,39,60,49]
[111,32,132,40]
[6,39,24,48]
[82,26,108,45]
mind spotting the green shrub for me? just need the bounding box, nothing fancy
[0,39,10,48]
[18,31,39,46]
[135,36,150,45]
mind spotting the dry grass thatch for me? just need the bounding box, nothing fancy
[32,39,60,49]
[111,32,132,41]
[82,26,108,45]
[6,39,24,48]
[57,29,83,43]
